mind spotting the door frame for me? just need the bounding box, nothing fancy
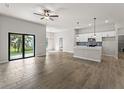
[59,38,63,51]
[8,32,35,61]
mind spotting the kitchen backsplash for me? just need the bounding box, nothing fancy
[76,42,102,46]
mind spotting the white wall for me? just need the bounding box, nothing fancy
[46,32,55,50]
[54,29,74,53]
[0,15,46,63]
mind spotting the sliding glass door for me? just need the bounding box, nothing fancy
[24,35,35,58]
[9,33,35,61]
[9,33,23,60]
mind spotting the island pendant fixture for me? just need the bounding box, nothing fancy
[93,17,96,37]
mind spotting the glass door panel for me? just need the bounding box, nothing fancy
[24,35,35,58]
[9,33,23,60]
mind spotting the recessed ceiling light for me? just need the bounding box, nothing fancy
[88,24,92,26]
[105,20,109,23]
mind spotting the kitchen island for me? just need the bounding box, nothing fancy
[73,46,102,62]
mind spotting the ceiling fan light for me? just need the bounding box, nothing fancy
[88,24,92,26]
[45,16,49,20]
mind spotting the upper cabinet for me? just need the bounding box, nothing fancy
[101,31,116,37]
[75,31,116,42]
[75,23,116,42]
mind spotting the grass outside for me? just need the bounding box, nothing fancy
[10,47,33,56]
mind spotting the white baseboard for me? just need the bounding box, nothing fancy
[0,54,47,64]
[0,60,8,63]
[73,56,101,63]
[63,50,74,53]
[36,54,46,57]
[102,54,118,59]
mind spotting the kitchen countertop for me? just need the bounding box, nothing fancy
[74,46,102,50]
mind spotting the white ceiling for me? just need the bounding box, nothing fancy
[0,3,124,32]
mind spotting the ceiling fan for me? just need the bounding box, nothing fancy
[33,9,59,21]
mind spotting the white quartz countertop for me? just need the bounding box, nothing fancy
[74,46,102,50]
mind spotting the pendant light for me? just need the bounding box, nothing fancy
[93,18,96,37]
[75,21,80,39]
[75,21,80,29]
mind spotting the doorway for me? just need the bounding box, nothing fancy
[59,38,63,51]
[8,33,35,61]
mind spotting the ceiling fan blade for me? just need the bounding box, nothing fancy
[33,13,44,16]
[49,15,59,17]
[40,17,45,20]
[49,17,54,21]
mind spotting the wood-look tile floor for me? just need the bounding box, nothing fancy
[0,52,124,89]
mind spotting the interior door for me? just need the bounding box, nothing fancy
[59,38,63,51]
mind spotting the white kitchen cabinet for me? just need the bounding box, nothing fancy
[75,31,115,42]
[76,34,88,42]
[101,31,115,37]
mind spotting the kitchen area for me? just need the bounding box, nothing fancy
[73,19,118,62]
